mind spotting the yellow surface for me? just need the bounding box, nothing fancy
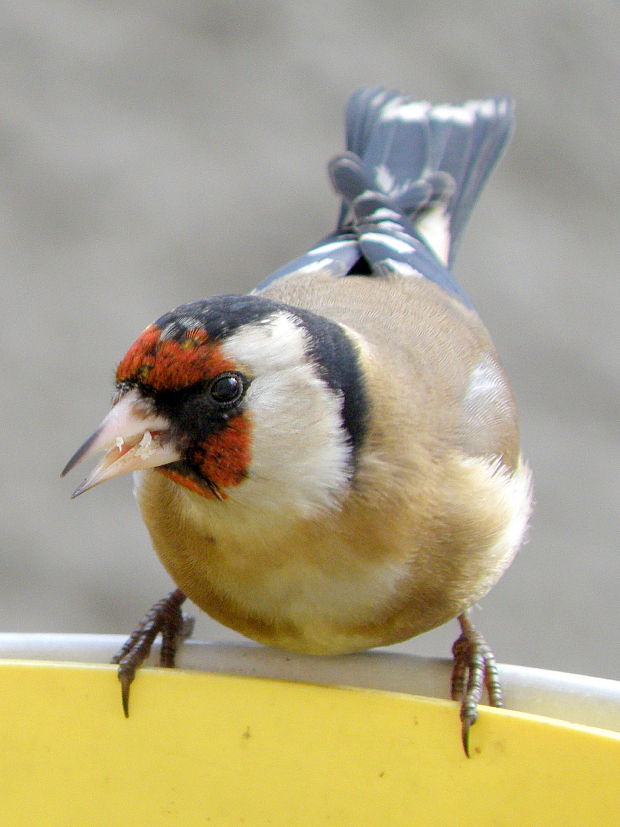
[1,661,619,826]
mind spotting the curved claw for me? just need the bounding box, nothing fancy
[461,717,471,758]
[110,589,190,717]
[118,666,134,718]
[451,611,503,758]
[459,702,478,758]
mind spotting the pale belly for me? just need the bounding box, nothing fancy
[158,527,423,655]
[135,453,532,656]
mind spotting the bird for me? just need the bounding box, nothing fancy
[62,87,532,756]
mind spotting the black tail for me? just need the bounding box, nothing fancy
[338,88,514,267]
[254,88,513,302]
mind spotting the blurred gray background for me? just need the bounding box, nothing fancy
[1,1,618,680]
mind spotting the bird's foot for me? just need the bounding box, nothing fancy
[111,589,193,717]
[451,611,503,757]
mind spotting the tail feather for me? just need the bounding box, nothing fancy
[344,88,396,158]
[342,89,514,266]
[329,151,473,307]
[444,99,514,261]
[254,87,513,300]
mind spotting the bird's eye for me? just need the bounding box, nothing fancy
[208,372,245,407]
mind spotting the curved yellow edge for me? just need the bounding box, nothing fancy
[1,661,619,826]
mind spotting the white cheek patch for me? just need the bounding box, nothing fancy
[222,312,308,374]
[221,313,352,517]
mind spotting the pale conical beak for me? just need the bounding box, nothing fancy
[61,389,181,498]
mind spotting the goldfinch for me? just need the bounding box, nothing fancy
[63,87,532,755]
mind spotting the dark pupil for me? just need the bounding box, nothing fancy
[210,374,241,403]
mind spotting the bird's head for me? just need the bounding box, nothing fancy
[62,295,368,517]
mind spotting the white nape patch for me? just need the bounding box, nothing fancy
[219,312,352,519]
[360,232,414,254]
[380,98,430,123]
[415,203,451,265]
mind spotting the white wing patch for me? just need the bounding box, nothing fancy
[463,355,512,416]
